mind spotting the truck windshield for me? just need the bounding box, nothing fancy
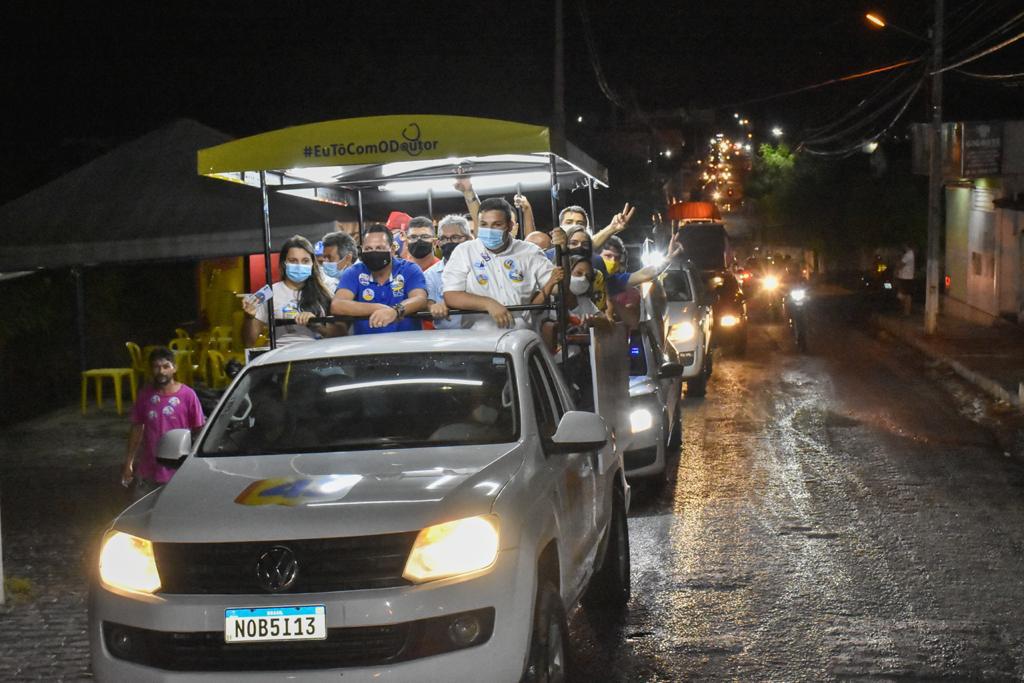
[199,353,518,456]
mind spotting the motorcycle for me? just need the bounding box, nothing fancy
[785,285,809,352]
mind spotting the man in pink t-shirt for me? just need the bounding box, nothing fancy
[121,347,205,498]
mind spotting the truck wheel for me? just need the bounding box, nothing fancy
[687,371,708,397]
[583,488,631,611]
[522,580,569,683]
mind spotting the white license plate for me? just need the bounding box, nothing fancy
[224,605,327,643]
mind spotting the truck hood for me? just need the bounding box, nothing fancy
[116,443,523,543]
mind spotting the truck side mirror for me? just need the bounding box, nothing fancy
[547,411,608,454]
[658,362,685,379]
[156,428,192,469]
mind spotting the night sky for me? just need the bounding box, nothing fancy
[3,0,1021,201]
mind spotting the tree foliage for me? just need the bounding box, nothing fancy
[744,142,927,267]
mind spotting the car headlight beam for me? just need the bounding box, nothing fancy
[763,275,780,291]
[98,531,161,594]
[630,407,654,433]
[669,321,696,344]
[790,288,807,302]
[403,515,500,583]
[719,314,740,327]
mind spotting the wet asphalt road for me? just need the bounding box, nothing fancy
[571,292,1024,681]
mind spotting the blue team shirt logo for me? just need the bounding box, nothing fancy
[358,272,371,286]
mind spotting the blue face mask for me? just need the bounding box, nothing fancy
[284,263,312,283]
[321,261,340,278]
[478,227,507,251]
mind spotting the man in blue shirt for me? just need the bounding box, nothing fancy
[331,224,428,334]
[425,214,473,330]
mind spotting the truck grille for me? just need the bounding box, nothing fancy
[103,608,495,672]
[153,531,418,594]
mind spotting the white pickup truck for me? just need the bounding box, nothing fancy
[90,328,631,682]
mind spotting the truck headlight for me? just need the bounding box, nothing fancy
[669,321,696,344]
[99,531,161,594]
[403,515,499,583]
[719,314,740,327]
[630,407,654,433]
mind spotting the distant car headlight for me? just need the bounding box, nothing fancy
[403,515,499,583]
[790,288,807,302]
[669,321,696,344]
[763,275,780,291]
[630,407,654,433]
[719,314,740,327]
[99,531,161,594]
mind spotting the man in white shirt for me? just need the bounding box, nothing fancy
[443,198,562,329]
[897,243,915,316]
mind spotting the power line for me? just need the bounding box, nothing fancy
[719,58,922,108]
[803,63,924,139]
[576,0,630,111]
[955,68,1024,79]
[801,72,926,147]
[931,27,1024,74]
[800,79,924,157]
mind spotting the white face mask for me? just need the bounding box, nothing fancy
[569,276,591,296]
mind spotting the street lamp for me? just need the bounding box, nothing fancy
[864,11,928,42]
[771,127,784,138]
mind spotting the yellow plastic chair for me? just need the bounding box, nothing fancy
[168,337,193,352]
[81,368,136,415]
[174,327,191,340]
[171,350,193,385]
[125,342,146,388]
[206,350,230,390]
[230,310,245,353]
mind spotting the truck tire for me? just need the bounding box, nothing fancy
[522,580,570,683]
[687,372,707,397]
[583,488,631,611]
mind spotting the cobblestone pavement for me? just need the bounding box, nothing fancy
[0,407,132,681]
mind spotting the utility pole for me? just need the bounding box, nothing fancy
[924,0,944,335]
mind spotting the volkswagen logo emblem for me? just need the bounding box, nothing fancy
[255,545,298,592]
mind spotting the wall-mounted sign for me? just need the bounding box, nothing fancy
[961,122,1002,178]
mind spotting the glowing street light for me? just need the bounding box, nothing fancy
[864,11,928,41]
[772,127,784,138]
[712,191,722,201]
[865,12,886,28]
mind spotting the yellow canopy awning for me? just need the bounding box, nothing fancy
[197,115,552,176]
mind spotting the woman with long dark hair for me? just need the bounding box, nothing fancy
[242,235,342,347]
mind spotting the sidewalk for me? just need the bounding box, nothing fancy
[873,310,1024,410]
[0,406,132,680]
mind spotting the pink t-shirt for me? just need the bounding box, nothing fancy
[131,384,205,484]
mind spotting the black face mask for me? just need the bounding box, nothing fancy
[440,241,461,261]
[360,250,392,272]
[408,240,435,259]
[568,245,592,259]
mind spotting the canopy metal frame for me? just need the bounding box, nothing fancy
[197,116,610,357]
